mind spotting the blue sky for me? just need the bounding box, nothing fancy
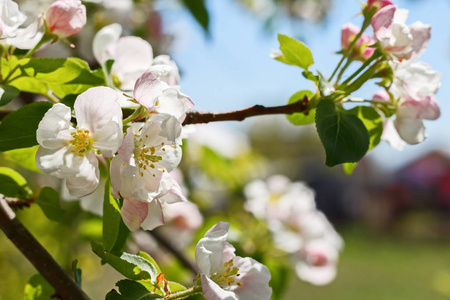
[161,0,450,171]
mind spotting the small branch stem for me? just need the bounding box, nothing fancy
[166,285,202,300]
[0,196,90,300]
[146,229,199,275]
[182,99,308,125]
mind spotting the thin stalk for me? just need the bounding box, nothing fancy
[166,286,202,300]
[123,105,144,125]
[338,51,380,89]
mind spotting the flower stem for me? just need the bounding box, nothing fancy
[24,30,57,58]
[338,50,381,89]
[123,105,144,125]
[166,286,202,300]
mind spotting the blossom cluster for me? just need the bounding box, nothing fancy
[244,175,343,285]
[35,19,193,232]
[340,1,441,148]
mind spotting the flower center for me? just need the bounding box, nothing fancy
[306,251,328,267]
[134,139,166,177]
[69,129,93,156]
[211,259,243,288]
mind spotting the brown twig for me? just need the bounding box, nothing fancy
[0,196,90,300]
[182,97,309,125]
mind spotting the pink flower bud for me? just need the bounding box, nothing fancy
[341,23,375,60]
[45,0,86,38]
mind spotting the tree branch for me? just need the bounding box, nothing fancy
[182,98,309,125]
[0,196,90,300]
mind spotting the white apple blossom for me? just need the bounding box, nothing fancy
[36,87,123,198]
[371,5,431,62]
[195,222,272,300]
[110,113,186,231]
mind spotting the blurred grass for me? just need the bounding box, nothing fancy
[283,226,450,300]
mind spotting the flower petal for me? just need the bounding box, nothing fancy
[195,222,230,275]
[201,274,238,300]
[36,103,74,149]
[93,23,122,64]
[121,199,149,232]
[74,86,123,157]
[394,116,426,144]
[133,71,164,109]
[140,199,165,230]
[65,151,100,197]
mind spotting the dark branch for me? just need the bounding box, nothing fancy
[182,98,309,125]
[0,196,90,300]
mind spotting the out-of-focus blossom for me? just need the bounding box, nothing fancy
[371,5,431,62]
[244,175,343,285]
[341,23,375,60]
[36,87,123,198]
[367,0,393,9]
[45,0,86,38]
[195,222,272,300]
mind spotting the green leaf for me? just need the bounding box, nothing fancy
[103,179,129,252]
[24,274,55,300]
[3,57,106,97]
[3,145,41,173]
[168,282,187,293]
[276,34,314,70]
[0,167,33,198]
[92,242,158,281]
[286,90,315,125]
[263,257,291,300]
[0,102,52,151]
[316,99,369,167]
[35,187,64,222]
[343,106,383,174]
[138,252,161,275]
[181,0,209,34]
[0,85,20,106]
[317,71,334,97]
[302,70,317,83]
[106,280,163,300]
[72,259,82,287]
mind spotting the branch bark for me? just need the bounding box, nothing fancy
[0,196,90,300]
[182,98,309,125]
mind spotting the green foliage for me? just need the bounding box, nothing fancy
[91,242,158,281]
[343,106,383,174]
[275,34,314,70]
[138,252,162,275]
[263,257,291,300]
[316,99,369,167]
[0,167,32,199]
[3,145,41,173]
[24,274,55,300]
[181,0,210,34]
[103,180,129,252]
[106,280,163,300]
[168,282,187,292]
[286,90,315,125]
[72,259,82,287]
[0,102,52,152]
[35,187,65,222]
[1,57,106,98]
[0,85,20,106]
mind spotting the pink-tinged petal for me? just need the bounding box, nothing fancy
[371,5,396,39]
[121,199,149,232]
[36,103,74,149]
[110,36,153,90]
[133,71,164,109]
[118,127,136,165]
[74,86,123,157]
[155,88,194,121]
[65,151,100,197]
[381,118,406,151]
[152,55,180,86]
[6,16,44,50]
[394,116,426,144]
[393,62,441,100]
[229,256,272,300]
[201,274,238,300]
[159,178,187,204]
[140,199,165,230]
[367,0,393,8]
[110,155,124,199]
[164,201,203,230]
[93,23,122,64]
[45,0,86,38]
[399,97,440,121]
[408,21,431,62]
